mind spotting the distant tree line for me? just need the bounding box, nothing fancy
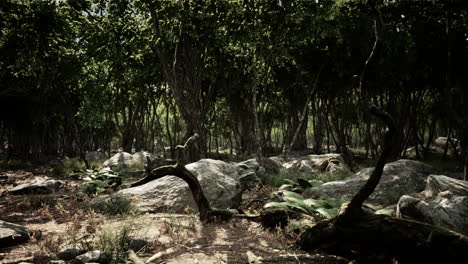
[0,0,466,177]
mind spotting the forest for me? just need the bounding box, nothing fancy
[0,0,467,263]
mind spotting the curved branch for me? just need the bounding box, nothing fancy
[131,164,213,221]
[176,133,199,165]
[345,105,397,214]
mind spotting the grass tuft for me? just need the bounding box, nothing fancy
[94,220,134,262]
[89,194,135,216]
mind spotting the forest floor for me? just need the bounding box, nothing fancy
[0,168,336,264]
[1,151,463,264]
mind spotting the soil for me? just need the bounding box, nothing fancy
[0,169,341,264]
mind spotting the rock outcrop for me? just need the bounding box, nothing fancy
[305,159,433,206]
[9,176,65,195]
[397,175,468,236]
[91,159,242,213]
[274,154,350,177]
[0,221,31,248]
[102,151,153,169]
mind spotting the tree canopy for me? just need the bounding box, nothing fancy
[0,0,466,177]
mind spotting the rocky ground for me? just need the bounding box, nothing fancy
[1,150,467,264]
[0,168,333,264]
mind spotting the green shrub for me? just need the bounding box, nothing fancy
[53,158,86,176]
[264,191,382,219]
[80,169,122,196]
[264,191,343,219]
[90,194,135,216]
[279,178,323,193]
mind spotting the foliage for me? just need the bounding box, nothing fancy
[80,169,122,196]
[265,191,343,219]
[0,0,466,178]
[266,171,302,188]
[89,194,135,216]
[279,178,324,193]
[53,158,86,176]
[94,220,134,262]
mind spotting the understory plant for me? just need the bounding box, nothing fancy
[79,168,122,196]
[279,178,323,193]
[264,190,343,219]
[265,178,380,219]
[95,220,134,262]
[90,194,135,216]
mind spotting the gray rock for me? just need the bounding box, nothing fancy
[233,159,268,191]
[305,159,433,206]
[102,151,153,169]
[279,154,350,177]
[0,220,31,248]
[132,151,153,165]
[56,243,85,261]
[91,159,242,213]
[76,250,109,264]
[424,174,468,197]
[238,172,262,191]
[397,175,468,236]
[102,152,133,168]
[9,176,65,195]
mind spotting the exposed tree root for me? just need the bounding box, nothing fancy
[298,206,468,263]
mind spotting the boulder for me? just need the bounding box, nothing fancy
[0,220,31,248]
[132,151,153,165]
[279,154,350,177]
[424,174,468,197]
[433,137,449,148]
[102,152,133,168]
[397,175,468,236]
[9,176,65,195]
[91,159,242,213]
[102,151,153,169]
[234,159,267,191]
[305,159,433,206]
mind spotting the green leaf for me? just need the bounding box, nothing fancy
[279,184,293,190]
[283,196,315,215]
[375,208,394,216]
[281,191,304,200]
[308,179,324,187]
[362,203,378,212]
[283,179,296,185]
[315,207,339,219]
[264,202,289,210]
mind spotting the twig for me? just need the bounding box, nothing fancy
[128,249,145,264]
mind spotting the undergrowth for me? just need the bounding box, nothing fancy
[89,193,135,216]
